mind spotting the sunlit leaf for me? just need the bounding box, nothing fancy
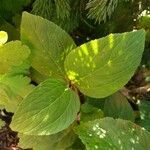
[10,78,80,135]
[104,92,135,121]
[0,74,34,112]
[21,12,76,79]
[75,117,150,150]
[0,87,22,112]
[0,31,8,45]
[0,40,30,74]
[0,74,33,98]
[65,30,145,98]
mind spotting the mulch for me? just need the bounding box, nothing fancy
[0,110,21,150]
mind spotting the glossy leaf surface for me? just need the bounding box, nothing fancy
[11,78,80,135]
[65,30,145,98]
[75,117,150,150]
[21,12,76,79]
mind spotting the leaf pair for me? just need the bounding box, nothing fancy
[21,12,145,98]
[10,12,145,136]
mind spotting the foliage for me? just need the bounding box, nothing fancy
[30,0,150,34]
[0,10,149,150]
[136,100,150,132]
[31,0,134,32]
[31,0,80,32]
[103,92,135,121]
[75,118,150,150]
[11,78,80,135]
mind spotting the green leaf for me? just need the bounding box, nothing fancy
[0,40,30,74]
[75,117,150,150]
[65,30,145,98]
[81,103,104,122]
[18,127,76,150]
[10,78,80,135]
[21,12,76,79]
[30,68,49,84]
[136,100,150,132]
[8,59,31,76]
[0,87,22,112]
[0,74,34,112]
[0,44,33,112]
[0,74,34,98]
[104,92,135,121]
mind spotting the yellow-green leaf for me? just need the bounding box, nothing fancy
[0,41,30,74]
[65,30,145,98]
[10,78,80,135]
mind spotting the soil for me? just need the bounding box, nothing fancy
[0,110,21,150]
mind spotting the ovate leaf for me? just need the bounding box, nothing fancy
[0,17,20,41]
[0,0,31,18]
[0,40,30,74]
[10,78,80,135]
[21,12,76,79]
[104,92,135,121]
[65,30,145,98]
[75,118,150,150]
